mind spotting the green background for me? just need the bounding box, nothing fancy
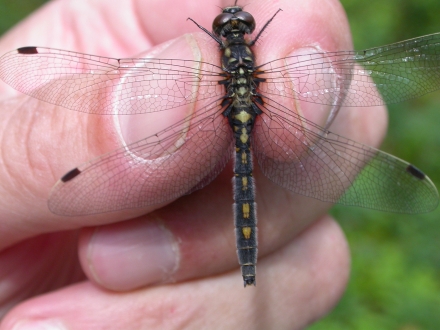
[315,1,440,329]
[0,0,439,329]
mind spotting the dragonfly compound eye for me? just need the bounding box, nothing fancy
[213,8,256,37]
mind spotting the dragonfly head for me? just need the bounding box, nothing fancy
[212,6,256,37]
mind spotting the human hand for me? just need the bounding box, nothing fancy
[0,0,387,328]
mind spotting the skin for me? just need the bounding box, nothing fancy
[0,0,387,329]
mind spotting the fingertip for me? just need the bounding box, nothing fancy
[254,0,352,57]
[254,214,350,325]
[78,219,180,291]
[116,35,203,147]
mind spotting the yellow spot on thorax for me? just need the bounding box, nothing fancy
[237,87,248,96]
[237,77,247,84]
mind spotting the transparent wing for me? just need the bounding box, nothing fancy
[2,35,440,113]
[258,33,440,108]
[48,102,233,216]
[2,42,439,215]
[0,47,225,114]
[252,97,439,213]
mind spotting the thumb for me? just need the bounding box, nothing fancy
[0,33,214,249]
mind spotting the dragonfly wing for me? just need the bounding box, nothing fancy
[0,46,224,114]
[252,98,439,213]
[258,33,440,108]
[49,102,233,216]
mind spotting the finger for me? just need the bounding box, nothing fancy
[1,216,350,330]
[0,0,224,57]
[249,0,387,143]
[0,232,85,318]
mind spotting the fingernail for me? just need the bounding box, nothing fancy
[114,34,202,152]
[12,319,67,330]
[87,219,179,290]
[285,47,335,128]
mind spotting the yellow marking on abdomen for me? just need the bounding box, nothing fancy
[242,176,248,190]
[235,110,251,123]
[242,227,252,239]
[243,203,250,218]
[240,128,249,144]
[241,152,247,164]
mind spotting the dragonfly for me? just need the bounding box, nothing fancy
[0,4,439,286]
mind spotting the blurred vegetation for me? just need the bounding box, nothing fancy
[0,0,439,329]
[311,0,440,329]
[0,0,48,33]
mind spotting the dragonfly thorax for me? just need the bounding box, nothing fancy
[221,43,255,72]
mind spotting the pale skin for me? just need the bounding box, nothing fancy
[0,0,387,329]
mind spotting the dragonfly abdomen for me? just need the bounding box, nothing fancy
[230,105,258,286]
